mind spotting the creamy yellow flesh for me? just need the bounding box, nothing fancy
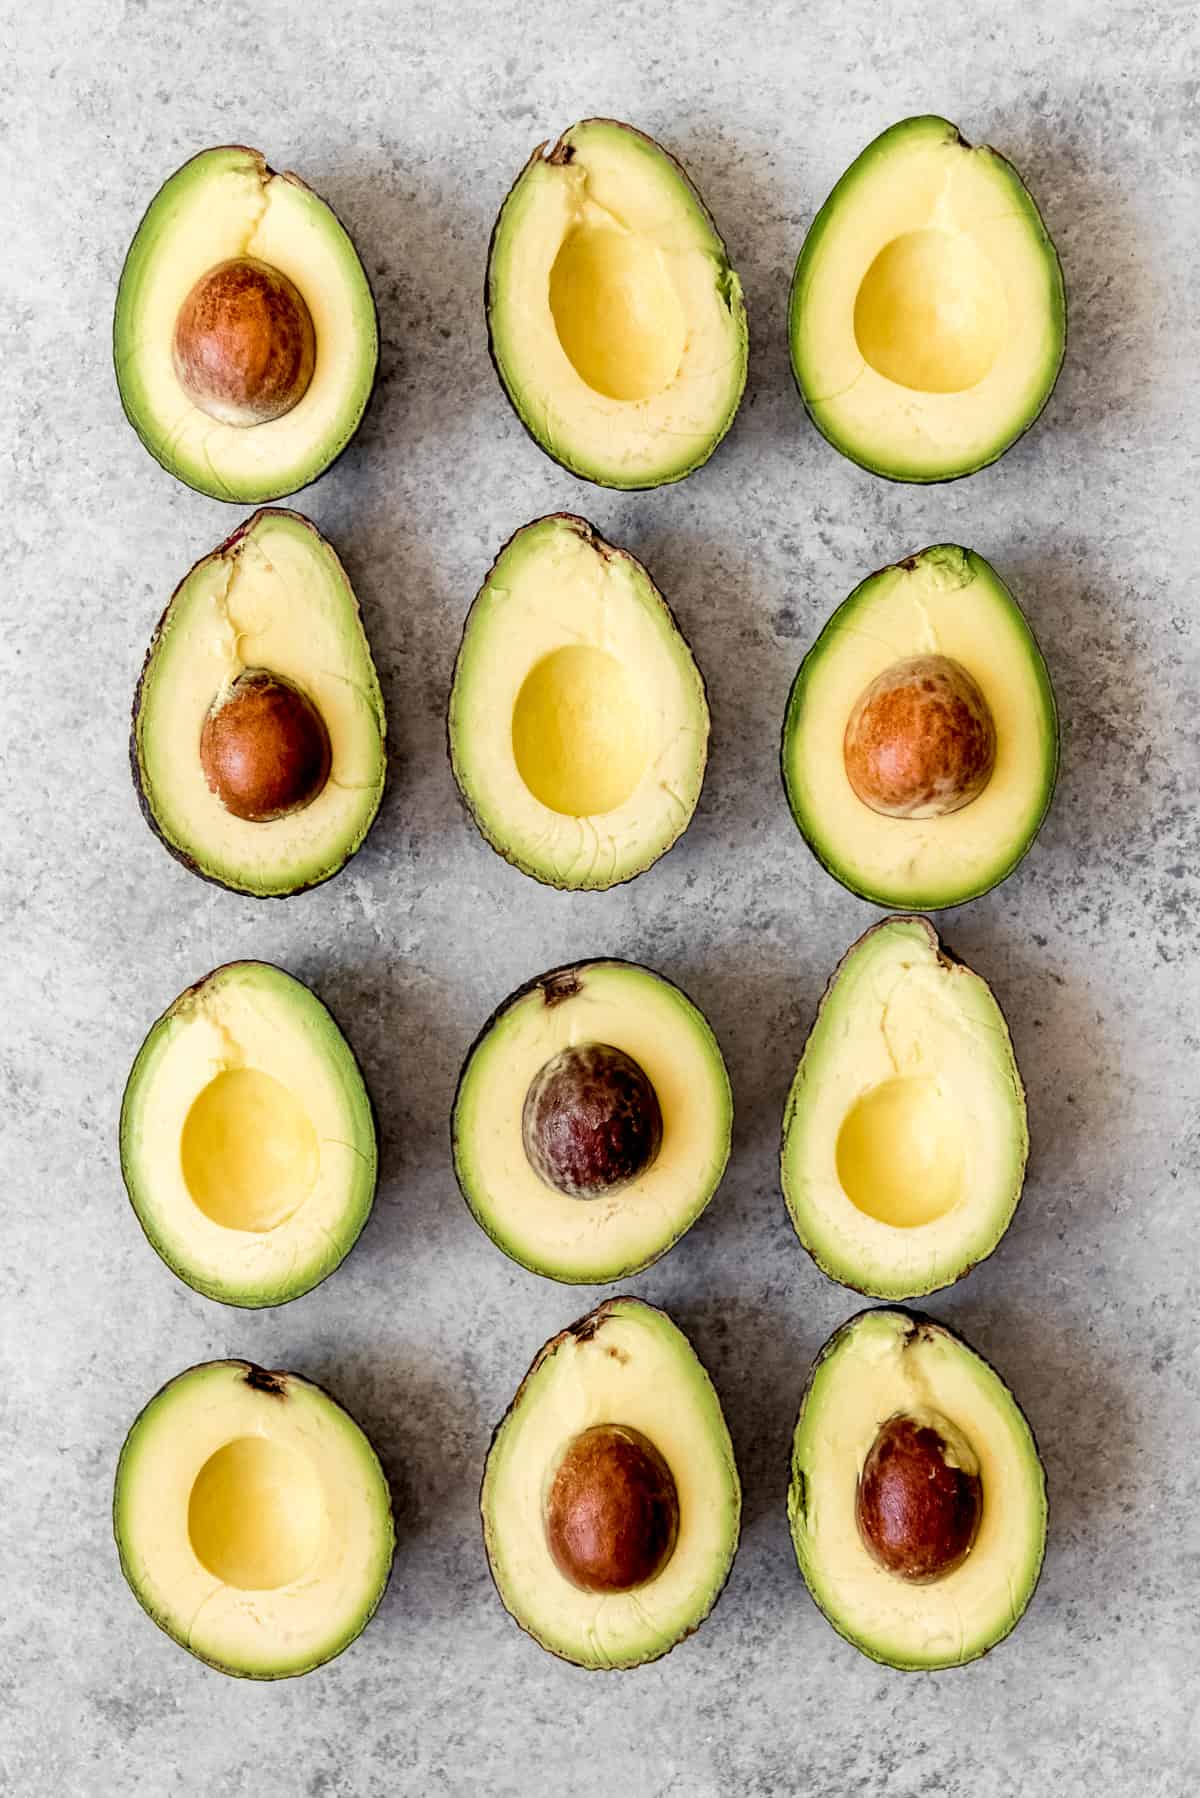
[785,548,1055,907]
[137,510,384,894]
[490,122,745,484]
[484,1302,739,1666]
[116,1363,391,1675]
[791,1312,1045,1667]
[455,963,730,1282]
[795,120,1062,476]
[450,518,708,888]
[123,964,373,1302]
[783,919,1025,1297]
[116,148,376,499]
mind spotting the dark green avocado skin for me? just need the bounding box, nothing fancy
[789,1306,1048,1670]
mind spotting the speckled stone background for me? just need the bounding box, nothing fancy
[3,1,1198,1792]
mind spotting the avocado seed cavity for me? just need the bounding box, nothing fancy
[522,1042,663,1197]
[200,669,332,823]
[844,654,996,819]
[544,1423,679,1592]
[856,1410,982,1582]
[173,257,316,426]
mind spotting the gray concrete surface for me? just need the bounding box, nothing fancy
[2,2,1197,1793]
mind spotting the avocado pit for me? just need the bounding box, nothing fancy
[856,1410,982,1582]
[200,669,332,823]
[173,256,316,426]
[844,654,996,819]
[522,1042,663,1197]
[544,1423,679,1592]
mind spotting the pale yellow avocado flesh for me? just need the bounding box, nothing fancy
[782,546,1057,909]
[114,1361,393,1677]
[791,116,1065,481]
[483,1299,740,1667]
[488,120,747,487]
[115,146,377,501]
[782,918,1027,1298]
[789,1310,1046,1669]
[134,509,386,896]
[454,961,731,1282]
[120,962,376,1306]
[449,515,709,889]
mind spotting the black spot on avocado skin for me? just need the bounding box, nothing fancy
[540,971,582,1007]
[244,1365,287,1398]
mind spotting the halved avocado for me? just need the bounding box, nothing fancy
[453,961,731,1283]
[487,120,747,488]
[449,514,708,890]
[790,116,1065,482]
[115,146,378,502]
[781,544,1057,909]
[120,962,377,1307]
[114,1360,393,1677]
[132,508,386,897]
[781,918,1027,1299]
[788,1308,1047,1670]
[482,1297,740,1668]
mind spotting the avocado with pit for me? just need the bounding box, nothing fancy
[487,119,748,488]
[115,145,378,502]
[789,1308,1046,1669]
[789,116,1065,482]
[781,544,1057,909]
[131,507,386,897]
[482,1297,740,1668]
[449,514,709,890]
[781,917,1027,1299]
[120,961,377,1307]
[114,1359,393,1677]
[453,960,731,1283]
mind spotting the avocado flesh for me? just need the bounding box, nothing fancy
[789,1309,1046,1669]
[781,544,1057,909]
[487,120,747,488]
[790,115,1065,482]
[114,1360,393,1677]
[132,507,386,897]
[482,1298,740,1668]
[449,514,708,890]
[781,917,1027,1299]
[453,961,731,1283]
[115,146,378,502]
[119,961,377,1307]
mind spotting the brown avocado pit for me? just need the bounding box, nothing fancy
[521,1042,663,1197]
[544,1423,680,1592]
[173,256,316,427]
[855,1410,982,1582]
[200,669,332,823]
[843,654,996,819]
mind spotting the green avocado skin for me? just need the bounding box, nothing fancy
[788,115,1067,483]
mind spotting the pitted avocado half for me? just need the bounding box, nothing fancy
[487,119,747,488]
[114,1360,393,1677]
[114,146,377,501]
[482,1298,740,1668]
[789,1309,1046,1669]
[790,115,1065,481]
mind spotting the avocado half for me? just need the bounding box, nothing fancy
[114,1359,394,1677]
[789,1308,1047,1670]
[115,145,378,502]
[482,1297,741,1668]
[132,507,386,898]
[781,544,1058,909]
[790,116,1066,482]
[781,917,1027,1299]
[449,514,709,890]
[120,961,377,1307]
[487,119,748,488]
[453,960,732,1283]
